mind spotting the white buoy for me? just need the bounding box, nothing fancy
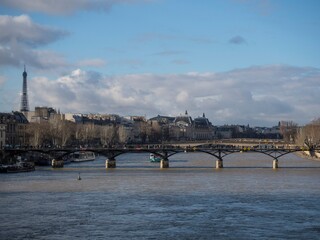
[77,173,81,180]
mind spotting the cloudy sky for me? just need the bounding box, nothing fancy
[0,0,319,126]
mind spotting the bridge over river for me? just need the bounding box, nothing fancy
[1,142,319,169]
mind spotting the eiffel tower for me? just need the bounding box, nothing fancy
[20,65,29,112]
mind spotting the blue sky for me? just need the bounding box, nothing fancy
[0,0,319,126]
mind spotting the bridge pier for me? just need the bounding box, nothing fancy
[216,159,223,169]
[272,160,278,169]
[52,159,64,168]
[160,159,169,168]
[105,158,116,168]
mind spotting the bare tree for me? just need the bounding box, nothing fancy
[26,122,51,147]
[297,118,320,147]
[279,121,298,143]
[296,127,306,146]
[73,123,99,146]
[74,124,84,145]
[98,124,118,147]
[53,120,75,147]
[48,119,59,147]
[304,118,320,146]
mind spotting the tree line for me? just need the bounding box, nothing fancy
[24,118,320,148]
[26,121,120,148]
[280,118,320,147]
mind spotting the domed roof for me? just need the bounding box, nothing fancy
[174,110,193,125]
[194,113,212,128]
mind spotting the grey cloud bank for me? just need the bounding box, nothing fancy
[0,15,67,46]
[23,65,320,127]
[0,15,68,68]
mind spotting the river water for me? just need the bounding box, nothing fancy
[1,152,320,239]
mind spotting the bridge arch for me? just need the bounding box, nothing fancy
[92,148,184,160]
[248,148,305,161]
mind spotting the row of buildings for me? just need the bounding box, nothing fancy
[1,106,282,149]
[65,110,216,141]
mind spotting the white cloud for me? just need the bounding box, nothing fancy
[176,91,189,103]
[0,15,67,46]
[30,69,103,111]
[0,43,69,69]
[28,65,320,126]
[1,0,150,15]
[0,15,68,69]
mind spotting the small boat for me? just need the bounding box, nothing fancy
[149,153,162,162]
[0,161,35,173]
[70,151,95,162]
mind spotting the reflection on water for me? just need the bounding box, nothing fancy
[1,153,320,239]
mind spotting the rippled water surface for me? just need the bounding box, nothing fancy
[1,153,320,239]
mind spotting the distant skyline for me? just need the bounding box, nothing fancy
[0,0,319,126]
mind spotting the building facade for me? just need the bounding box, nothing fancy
[193,113,214,140]
[0,123,5,149]
[170,111,194,140]
[148,111,215,141]
[0,112,28,148]
[24,107,65,123]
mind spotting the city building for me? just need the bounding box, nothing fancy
[126,116,148,143]
[148,115,175,142]
[170,111,194,140]
[0,123,5,149]
[193,113,215,140]
[0,112,28,148]
[65,113,121,124]
[25,107,64,123]
[118,122,134,144]
[148,111,215,141]
[215,125,234,139]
